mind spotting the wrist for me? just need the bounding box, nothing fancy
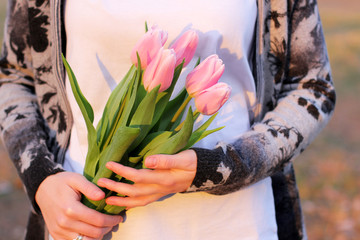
[32,168,65,214]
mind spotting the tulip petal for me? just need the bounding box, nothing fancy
[170,30,199,67]
[131,25,168,68]
[143,48,176,93]
[185,54,225,97]
[194,82,231,115]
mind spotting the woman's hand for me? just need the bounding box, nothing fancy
[97,149,197,209]
[35,172,123,240]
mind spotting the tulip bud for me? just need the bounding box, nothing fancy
[143,48,176,92]
[185,54,225,97]
[169,30,199,67]
[131,25,168,69]
[194,82,231,115]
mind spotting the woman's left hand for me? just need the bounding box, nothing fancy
[97,149,197,209]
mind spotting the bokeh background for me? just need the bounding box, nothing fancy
[0,0,359,239]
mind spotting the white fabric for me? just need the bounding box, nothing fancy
[64,0,278,239]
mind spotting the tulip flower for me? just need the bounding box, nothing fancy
[185,54,225,97]
[169,29,199,67]
[143,48,176,92]
[131,25,168,69]
[194,82,231,115]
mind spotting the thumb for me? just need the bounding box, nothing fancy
[69,174,105,201]
[144,150,197,170]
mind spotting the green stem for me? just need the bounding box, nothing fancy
[171,95,192,124]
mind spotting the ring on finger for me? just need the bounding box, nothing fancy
[73,234,84,240]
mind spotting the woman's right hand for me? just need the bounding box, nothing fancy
[35,172,122,240]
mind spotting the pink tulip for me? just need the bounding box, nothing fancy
[194,82,231,115]
[131,25,168,69]
[143,48,176,92]
[169,30,199,67]
[185,54,225,97]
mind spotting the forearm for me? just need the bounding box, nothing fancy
[0,82,65,212]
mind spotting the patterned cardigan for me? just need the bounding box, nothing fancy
[0,0,335,239]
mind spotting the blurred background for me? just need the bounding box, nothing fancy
[0,0,359,239]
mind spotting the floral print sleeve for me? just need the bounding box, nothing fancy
[0,0,64,213]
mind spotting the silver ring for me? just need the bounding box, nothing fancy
[73,235,84,240]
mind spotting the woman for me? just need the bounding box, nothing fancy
[0,0,335,239]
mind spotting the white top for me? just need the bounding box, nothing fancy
[63,0,278,239]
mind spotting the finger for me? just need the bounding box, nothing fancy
[97,178,161,197]
[68,174,105,201]
[144,150,197,170]
[105,162,170,185]
[64,201,122,227]
[106,193,166,208]
[59,219,112,240]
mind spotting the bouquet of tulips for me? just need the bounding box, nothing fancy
[62,24,231,215]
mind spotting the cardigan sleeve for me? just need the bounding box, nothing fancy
[0,0,64,213]
[186,0,336,194]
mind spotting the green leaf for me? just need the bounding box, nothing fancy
[194,57,201,67]
[62,54,99,180]
[94,126,141,183]
[62,54,94,124]
[130,85,159,126]
[103,204,126,215]
[155,88,188,131]
[199,127,224,141]
[129,83,147,120]
[100,66,141,151]
[104,67,135,117]
[104,66,137,119]
[145,21,149,32]
[138,130,173,154]
[171,60,185,89]
[118,59,143,127]
[82,126,140,211]
[184,126,224,150]
[96,66,138,149]
[83,140,100,181]
[143,107,194,165]
[128,130,172,166]
[183,113,223,149]
[128,85,160,150]
[195,113,218,133]
[128,155,143,165]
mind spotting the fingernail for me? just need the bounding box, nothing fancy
[106,162,114,169]
[94,190,104,199]
[97,178,105,185]
[145,157,156,168]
